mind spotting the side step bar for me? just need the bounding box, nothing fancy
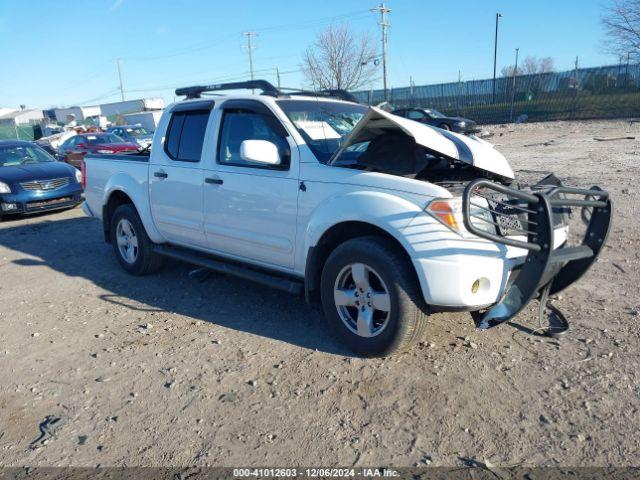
[462,179,612,334]
[153,244,304,295]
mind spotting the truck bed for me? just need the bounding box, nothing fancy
[83,152,152,223]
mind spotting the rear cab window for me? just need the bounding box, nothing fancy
[164,106,212,162]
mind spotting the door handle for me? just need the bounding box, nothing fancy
[154,171,168,179]
[205,177,223,185]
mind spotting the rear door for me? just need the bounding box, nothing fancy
[202,100,299,270]
[149,101,213,248]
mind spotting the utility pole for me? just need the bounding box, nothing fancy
[276,67,281,89]
[509,48,519,122]
[242,32,256,81]
[571,56,579,118]
[371,3,391,101]
[492,12,502,104]
[625,51,631,86]
[116,59,125,102]
[456,70,462,116]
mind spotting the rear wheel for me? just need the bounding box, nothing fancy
[110,204,163,275]
[320,236,428,356]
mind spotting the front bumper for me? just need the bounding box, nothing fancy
[412,226,568,309]
[460,178,612,330]
[0,183,83,215]
[411,176,612,334]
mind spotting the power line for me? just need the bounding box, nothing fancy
[124,10,370,64]
[252,9,370,33]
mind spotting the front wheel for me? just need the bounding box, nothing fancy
[438,123,451,131]
[320,236,428,356]
[110,204,163,275]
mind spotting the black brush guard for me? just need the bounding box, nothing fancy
[462,178,613,336]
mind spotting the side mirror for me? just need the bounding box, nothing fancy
[239,139,281,166]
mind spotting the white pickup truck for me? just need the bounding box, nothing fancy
[82,80,612,356]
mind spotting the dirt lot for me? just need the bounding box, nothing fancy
[0,120,638,468]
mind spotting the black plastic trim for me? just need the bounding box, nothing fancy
[153,244,303,295]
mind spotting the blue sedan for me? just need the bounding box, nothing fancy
[0,141,84,220]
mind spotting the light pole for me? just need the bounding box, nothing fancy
[116,59,125,102]
[510,48,519,122]
[492,12,502,104]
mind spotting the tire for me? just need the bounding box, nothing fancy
[438,123,451,131]
[110,203,163,275]
[320,236,428,357]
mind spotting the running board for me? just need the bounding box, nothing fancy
[153,244,303,295]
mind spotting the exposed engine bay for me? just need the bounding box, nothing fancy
[330,106,516,184]
[331,129,513,199]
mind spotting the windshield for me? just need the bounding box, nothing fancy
[125,127,152,137]
[425,109,446,118]
[84,134,124,145]
[277,100,367,163]
[0,144,56,167]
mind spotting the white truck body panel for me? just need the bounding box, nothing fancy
[83,94,565,309]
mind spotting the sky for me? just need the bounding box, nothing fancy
[0,0,618,109]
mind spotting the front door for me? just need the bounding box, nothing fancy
[149,107,211,248]
[203,102,299,270]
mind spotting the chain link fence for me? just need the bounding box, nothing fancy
[0,124,37,141]
[352,63,640,124]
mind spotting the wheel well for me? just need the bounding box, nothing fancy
[305,221,416,303]
[103,190,134,243]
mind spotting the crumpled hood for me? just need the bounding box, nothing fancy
[333,107,514,180]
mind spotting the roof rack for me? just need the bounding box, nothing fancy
[175,80,280,99]
[175,79,359,103]
[283,88,359,104]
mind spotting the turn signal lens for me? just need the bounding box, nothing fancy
[426,198,462,233]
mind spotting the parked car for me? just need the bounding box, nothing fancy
[34,141,63,161]
[81,80,611,356]
[392,107,480,134]
[58,133,139,168]
[0,141,83,220]
[106,125,154,149]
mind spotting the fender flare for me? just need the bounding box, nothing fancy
[301,190,424,300]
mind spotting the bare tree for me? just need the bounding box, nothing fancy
[539,57,555,73]
[501,65,523,77]
[602,0,640,59]
[302,24,378,91]
[522,56,540,75]
[512,56,556,75]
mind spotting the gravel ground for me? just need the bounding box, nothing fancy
[0,119,638,468]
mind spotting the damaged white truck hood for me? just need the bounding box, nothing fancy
[334,107,514,180]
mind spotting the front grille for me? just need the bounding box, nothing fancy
[20,178,70,191]
[490,199,526,236]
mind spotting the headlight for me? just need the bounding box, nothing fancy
[426,197,496,237]
[97,149,113,154]
[74,169,82,183]
[0,181,11,194]
[457,121,466,128]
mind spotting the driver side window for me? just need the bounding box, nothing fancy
[217,110,290,169]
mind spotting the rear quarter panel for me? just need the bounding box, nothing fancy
[84,155,165,243]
